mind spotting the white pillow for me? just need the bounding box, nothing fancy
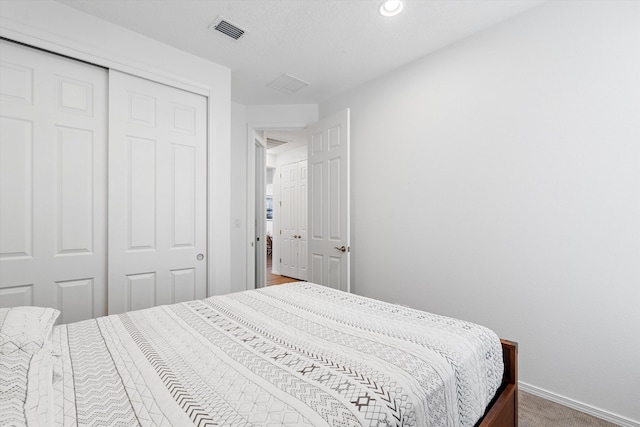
[0,306,60,355]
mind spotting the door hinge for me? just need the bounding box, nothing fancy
[279,258,282,263]
[280,230,282,235]
[279,201,282,206]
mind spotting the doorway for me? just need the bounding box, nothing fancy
[246,124,307,289]
[247,109,350,291]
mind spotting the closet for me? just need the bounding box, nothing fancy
[0,40,207,321]
[279,160,308,280]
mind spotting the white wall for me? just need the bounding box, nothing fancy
[0,0,232,295]
[267,154,278,169]
[230,102,248,292]
[230,104,318,291]
[245,104,319,125]
[320,0,640,424]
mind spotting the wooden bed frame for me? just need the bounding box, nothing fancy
[477,339,519,427]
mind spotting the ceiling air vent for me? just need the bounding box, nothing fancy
[209,16,245,40]
[267,73,310,95]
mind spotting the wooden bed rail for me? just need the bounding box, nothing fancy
[477,339,519,427]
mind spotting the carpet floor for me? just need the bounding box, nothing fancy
[519,391,620,426]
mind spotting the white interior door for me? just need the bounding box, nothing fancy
[307,109,350,291]
[254,137,266,288]
[108,70,207,314]
[0,40,107,323]
[279,160,308,280]
[246,130,267,289]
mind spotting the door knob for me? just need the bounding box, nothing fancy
[334,246,347,253]
[196,253,204,261]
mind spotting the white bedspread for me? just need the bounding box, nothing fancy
[51,283,503,426]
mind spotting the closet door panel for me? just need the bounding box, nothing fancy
[0,116,32,259]
[0,60,33,104]
[56,127,94,254]
[171,144,196,248]
[0,285,33,308]
[128,136,157,250]
[55,278,94,324]
[108,71,207,314]
[0,40,107,320]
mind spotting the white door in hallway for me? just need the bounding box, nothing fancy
[0,40,107,323]
[108,71,207,314]
[308,109,350,292]
[280,160,308,280]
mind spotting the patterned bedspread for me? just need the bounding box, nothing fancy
[51,283,503,426]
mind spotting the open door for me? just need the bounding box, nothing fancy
[254,136,267,288]
[247,130,267,289]
[307,109,350,292]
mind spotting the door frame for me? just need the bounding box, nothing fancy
[246,122,306,290]
[1,20,223,296]
[249,132,267,289]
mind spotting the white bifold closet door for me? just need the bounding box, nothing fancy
[107,71,207,314]
[0,42,208,320]
[0,40,108,323]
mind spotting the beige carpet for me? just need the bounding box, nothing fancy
[519,391,621,427]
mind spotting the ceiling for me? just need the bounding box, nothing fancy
[55,0,545,105]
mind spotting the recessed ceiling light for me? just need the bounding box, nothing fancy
[379,0,404,17]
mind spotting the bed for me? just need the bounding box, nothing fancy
[1,282,517,426]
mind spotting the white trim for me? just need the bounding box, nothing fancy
[250,132,267,289]
[205,93,215,297]
[519,382,640,427]
[246,127,257,290]
[1,13,221,298]
[0,17,210,96]
[246,122,307,290]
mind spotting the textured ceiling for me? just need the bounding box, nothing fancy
[55,0,545,105]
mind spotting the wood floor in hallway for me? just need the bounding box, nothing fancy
[266,254,301,286]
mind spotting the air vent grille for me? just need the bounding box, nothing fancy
[209,16,245,40]
[266,138,289,150]
[267,73,310,94]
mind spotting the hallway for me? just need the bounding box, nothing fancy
[266,254,301,286]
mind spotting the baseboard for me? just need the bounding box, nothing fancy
[519,382,639,427]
